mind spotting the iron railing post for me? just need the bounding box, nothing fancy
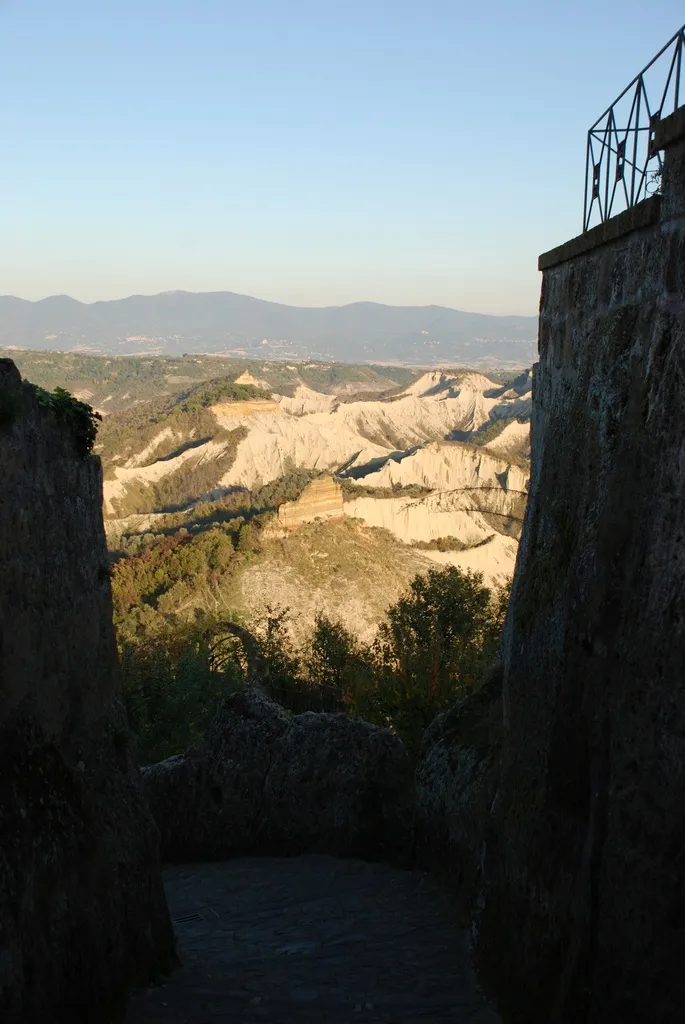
[582,24,685,231]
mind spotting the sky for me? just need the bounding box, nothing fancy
[0,0,683,314]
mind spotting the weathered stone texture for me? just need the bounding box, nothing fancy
[277,474,344,528]
[0,361,175,1024]
[418,115,685,1024]
[415,667,503,902]
[142,687,415,864]
[499,131,685,1020]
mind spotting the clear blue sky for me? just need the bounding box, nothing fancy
[1,0,682,313]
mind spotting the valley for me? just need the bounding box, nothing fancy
[99,362,531,644]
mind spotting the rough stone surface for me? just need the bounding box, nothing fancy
[416,114,685,1024]
[141,688,414,864]
[538,195,660,270]
[419,128,685,1022]
[277,473,344,527]
[124,856,501,1023]
[653,103,685,151]
[0,360,176,1024]
[141,689,292,860]
[414,669,503,904]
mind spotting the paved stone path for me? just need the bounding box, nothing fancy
[125,856,500,1024]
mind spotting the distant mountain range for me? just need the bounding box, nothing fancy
[0,291,538,367]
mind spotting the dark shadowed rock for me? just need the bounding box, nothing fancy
[415,667,503,902]
[414,109,685,1024]
[0,360,176,1024]
[142,687,414,864]
[263,710,415,859]
[141,688,292,860]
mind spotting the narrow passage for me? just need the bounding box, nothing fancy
[124,855,501,1024]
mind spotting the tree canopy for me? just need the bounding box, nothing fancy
[117,564,508,762]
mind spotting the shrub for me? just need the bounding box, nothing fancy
[33,385,101,455]
[360,567,506,753]
[119,619,243,764]
[117,566,510,762]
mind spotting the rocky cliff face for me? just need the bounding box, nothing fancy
[0,360,175,1023]
[278,474,344,527]
[417,111,685,1023]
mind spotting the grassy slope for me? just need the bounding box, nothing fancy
[231,518,443,646]
[1,349,420,412]
[3,347,520,412]
[110,508,447,649]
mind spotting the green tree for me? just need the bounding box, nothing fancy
[307,613,374,709]
[115,563,510,764]
[367,566,506,753]
[253,607,301,697]
[119,619,243,763]
[237,521,259,553]
[308,614,357,688]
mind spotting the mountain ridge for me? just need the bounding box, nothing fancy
[0,290,538,366]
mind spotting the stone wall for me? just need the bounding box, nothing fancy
[417,109,685,1024]
[142,688,415,865]
[278,474,344,528]
[0,361,175,1023]
[491,110,685,1023]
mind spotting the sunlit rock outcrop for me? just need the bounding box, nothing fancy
[278,474,344,527]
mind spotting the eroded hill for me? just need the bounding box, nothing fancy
[1,349,419,415]
[104,366,531,642]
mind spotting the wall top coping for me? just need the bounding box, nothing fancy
[538,196,661,271]
[653,106,685,150]
[538,107,685,272]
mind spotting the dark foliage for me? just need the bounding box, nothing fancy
[177,377,271,411]
[33,385,101,455]
[117,564,509,762]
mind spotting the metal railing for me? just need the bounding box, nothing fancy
[584,25,685,231]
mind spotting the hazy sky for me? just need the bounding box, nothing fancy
[1,1,682,313]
